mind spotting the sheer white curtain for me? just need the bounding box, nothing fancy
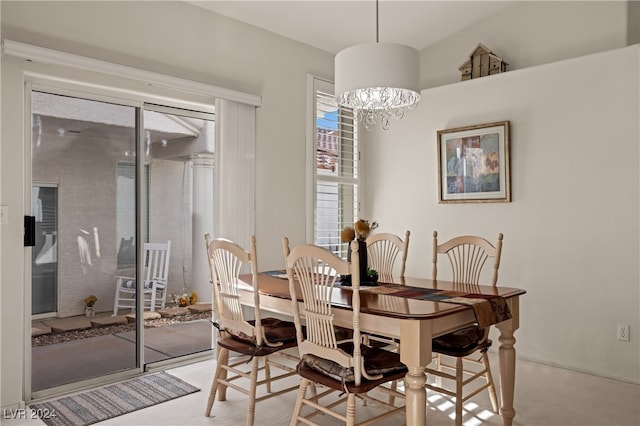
[214,98,256,247]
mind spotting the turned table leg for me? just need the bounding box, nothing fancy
[495,297,519,426]
[400,319,431,426]
[405,366,427,425]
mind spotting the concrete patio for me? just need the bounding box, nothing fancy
[31,304,214,391]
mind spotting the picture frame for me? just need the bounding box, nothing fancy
[437,121,510,203]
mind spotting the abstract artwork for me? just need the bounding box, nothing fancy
[437,121,510,203]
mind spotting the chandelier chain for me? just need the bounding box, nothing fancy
[376,0,379,43]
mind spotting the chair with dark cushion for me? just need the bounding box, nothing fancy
[426,231,503,425]
[283,237,407,426]
[204,234,299,426]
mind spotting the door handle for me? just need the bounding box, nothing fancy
[24,215,36,247]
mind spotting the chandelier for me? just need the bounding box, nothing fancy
[335,0,420,130]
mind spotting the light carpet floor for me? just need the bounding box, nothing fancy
[7,350,639,426]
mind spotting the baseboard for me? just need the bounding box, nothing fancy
[486,348,640,385]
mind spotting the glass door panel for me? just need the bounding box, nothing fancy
[31,91,138,391]
[141,106,214,365]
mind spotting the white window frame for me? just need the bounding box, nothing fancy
[306,75,359,257]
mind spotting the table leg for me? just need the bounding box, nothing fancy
[404,365,427,426]
[400,320,431,426]
[495,297,519,426]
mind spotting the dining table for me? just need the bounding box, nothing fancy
[237,272,526,426]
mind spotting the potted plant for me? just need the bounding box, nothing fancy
[367,268,379,284]
[84,295,97,317]
[173,291,198,307]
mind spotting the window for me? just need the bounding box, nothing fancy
[311,77,358,257]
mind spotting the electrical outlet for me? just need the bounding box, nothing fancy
[617,324,630,342]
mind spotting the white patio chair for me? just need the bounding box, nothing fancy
[113,240,171,315]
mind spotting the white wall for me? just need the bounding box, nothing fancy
[1,0,333,408]
[364,45,640,383]
[420,1,630,89]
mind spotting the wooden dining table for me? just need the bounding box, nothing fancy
[238,273,526,426]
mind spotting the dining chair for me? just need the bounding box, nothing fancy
[113,240,171,315]
[204,234,299,426]
[363,230,410,351]
[426,231,503,426]
[366,230,410,282]
[282,237,407,426]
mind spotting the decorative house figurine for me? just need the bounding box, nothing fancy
[459,43,508,80]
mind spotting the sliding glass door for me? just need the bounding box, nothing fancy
[30,89,215,393]
[31,90,139,391]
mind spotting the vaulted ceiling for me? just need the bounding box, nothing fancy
[187,1,515,54]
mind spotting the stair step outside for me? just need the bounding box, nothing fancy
[43,317,93,333]
[158,306,190,317]
[125,311,162,323]
[32,321,52,337]
[91,315,128,327]
[187,303,212,314]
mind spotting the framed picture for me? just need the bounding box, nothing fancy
[437,121,510,203]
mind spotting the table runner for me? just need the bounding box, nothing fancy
[259,271,511,327]
[361,284,511,327]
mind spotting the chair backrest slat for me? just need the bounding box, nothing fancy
[433,231,503,287]
[143,241,171,283]
[366,230,410,281]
